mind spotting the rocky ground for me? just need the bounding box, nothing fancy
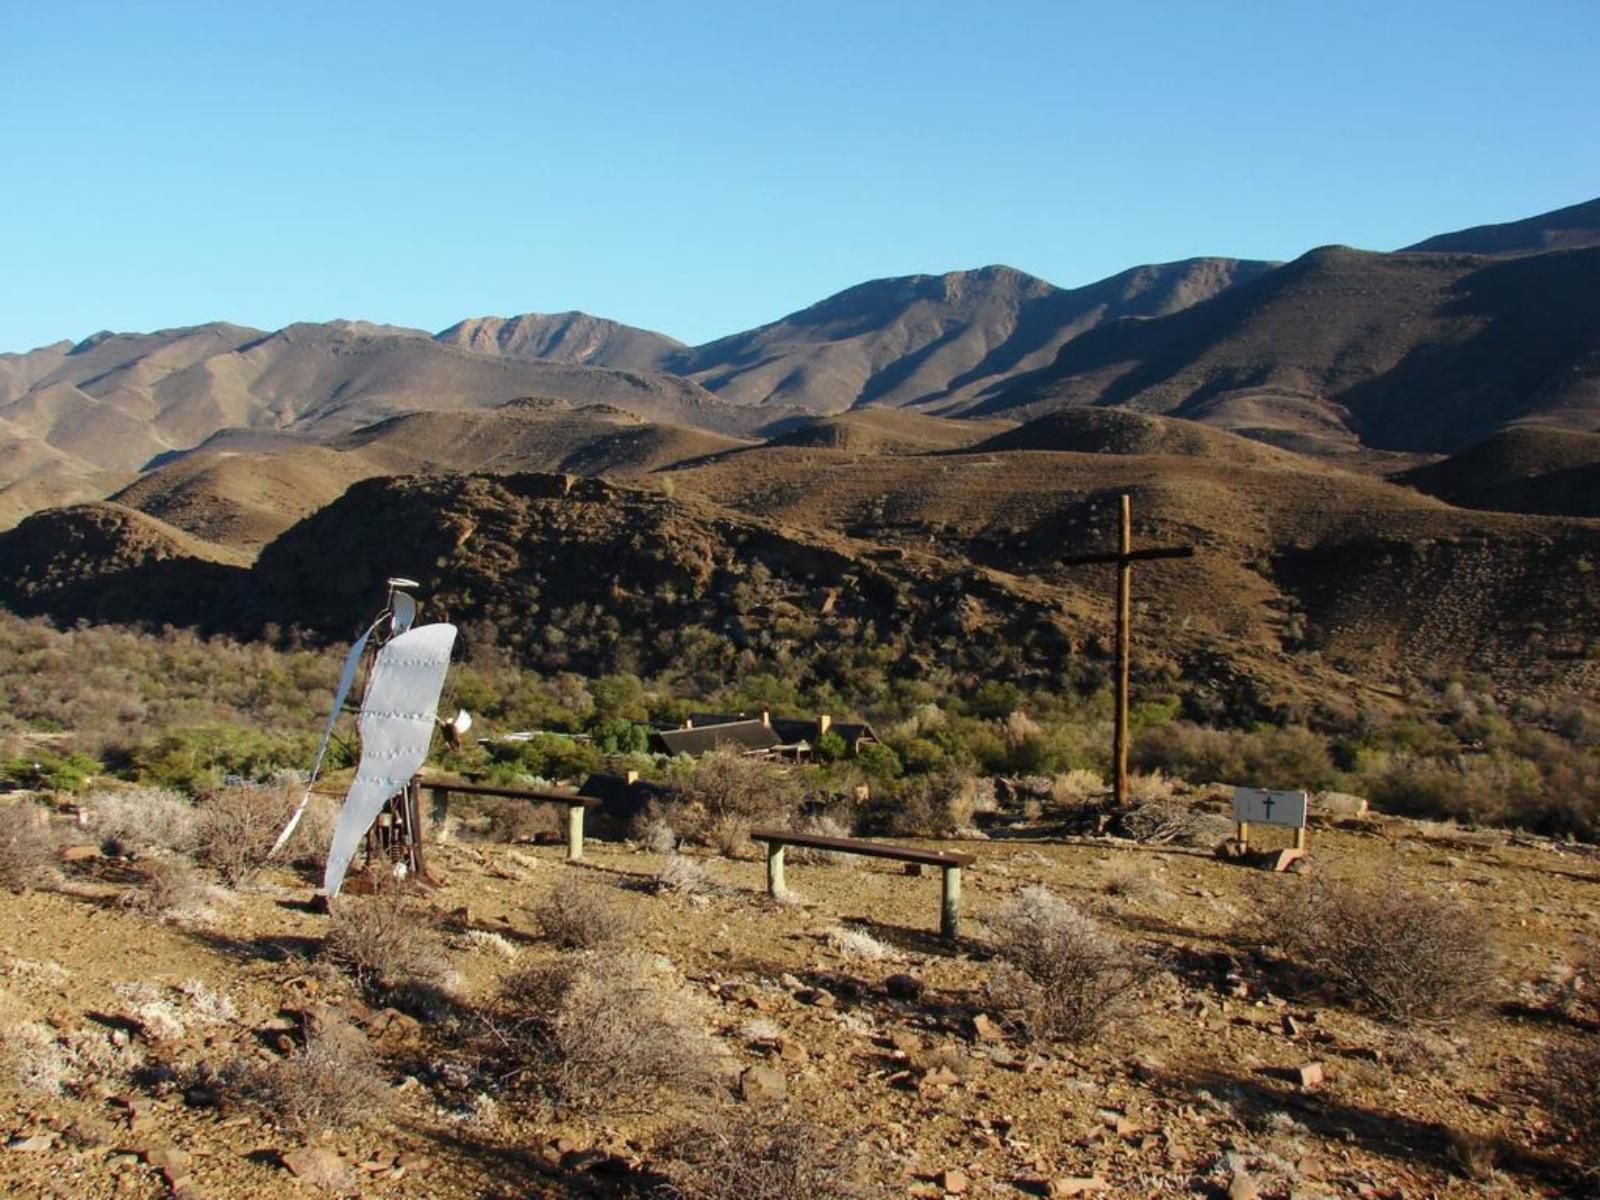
[1,802,1596,1199]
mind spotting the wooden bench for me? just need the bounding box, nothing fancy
[749,828,976,939]
[420,779,599,860]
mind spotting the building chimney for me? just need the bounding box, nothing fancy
[625,770,640,785]
[760,710,771,727]
[817,714,832,739]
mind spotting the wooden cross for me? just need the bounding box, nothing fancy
[1058,493,1195,807]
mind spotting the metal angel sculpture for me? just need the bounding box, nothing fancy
[271,578,469,897]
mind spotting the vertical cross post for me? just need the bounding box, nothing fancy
[1114,494,1133,808]
[1057,494,1195,818]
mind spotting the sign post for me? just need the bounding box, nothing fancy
[1231,787,1309,870]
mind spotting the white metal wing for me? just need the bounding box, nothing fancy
[322,623,458,897]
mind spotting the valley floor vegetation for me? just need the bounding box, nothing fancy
[1,610,1596,842]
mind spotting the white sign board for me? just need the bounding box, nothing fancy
[1232,788,1308,829]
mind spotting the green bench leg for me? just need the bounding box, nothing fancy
[566,803,585,861]
[766,842,786,897]
[941,865,961,940]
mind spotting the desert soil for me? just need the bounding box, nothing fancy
[1,809,1596,1199]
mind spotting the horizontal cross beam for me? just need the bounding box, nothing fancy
[1057,544,1195,569]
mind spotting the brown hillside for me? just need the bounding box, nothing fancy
[968,408,1318,471]
[973,245,1600,453]
[334,403,753,477]
[671,259,1273,413]
[435,311,684,370]
[109,447,388,552]
[1398,426,1600,517]
[768,410,1017,455]
[0,321,786,524]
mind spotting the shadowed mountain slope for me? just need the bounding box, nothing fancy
[1404,196,1600,255]
[972,245,1600,453]
[1399,427,1600,517]
[668,259,1275,413]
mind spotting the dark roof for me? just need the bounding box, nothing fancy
[653,721,782,757]
[687,711,755,728]
[833,721,878,745]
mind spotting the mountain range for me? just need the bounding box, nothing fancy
[4,194,1598,532]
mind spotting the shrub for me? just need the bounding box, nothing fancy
[84,786,198,857]
[667,749,802,854]
[886,768,977,837]
[655,854,712,895]
[121,855,213,922]
[0,801,58,890]
[496,952,722,1112]
[0,749,101,793]
[654,1110,867,1200]
[1541,1037,1600,1163]
[193,783,290,885]
[1265,878,1495,1021]
[987,886,1151,1043]
[228,1021,391,1134]
[534,879,635,950]
[787,811,855,864]
[324,886,451,1000]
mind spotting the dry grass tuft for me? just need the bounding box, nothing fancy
[654,1109,868,1199]
[496,952,724,1112]
[987,885,1153,1043]
[324,886,452,1000]
[121,855,214,922]
[228,1021,391,1134]
[655,854,713,895]
[0,801,59,890]
[535,878,636,950]
[1265,877,1496,1022]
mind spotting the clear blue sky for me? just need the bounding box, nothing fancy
[2,1,1595,353]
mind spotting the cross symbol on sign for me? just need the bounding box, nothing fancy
[1262,796,1275,819]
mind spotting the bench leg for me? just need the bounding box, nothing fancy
[766,842,786,897]
[941,865,961,940]
[566,804,585,862]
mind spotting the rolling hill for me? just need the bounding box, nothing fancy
[1399,426,1600,517]
[970,244,1600,453]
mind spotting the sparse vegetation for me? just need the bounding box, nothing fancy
[987,885,1153,1043]
[0,801,58,890]
[84,786,199,857]
[496,952,723,1112]
[193,782,291,885]
[655,1110,867,1199]
[1541,1037,1600,1167]
[324,886,452,1001]
[1264,877,1496,1021]
[227,1020,392,1134]
[535,878,636,949]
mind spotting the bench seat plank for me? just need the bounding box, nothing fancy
[749,828,974,868]
[421,779,599,807]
